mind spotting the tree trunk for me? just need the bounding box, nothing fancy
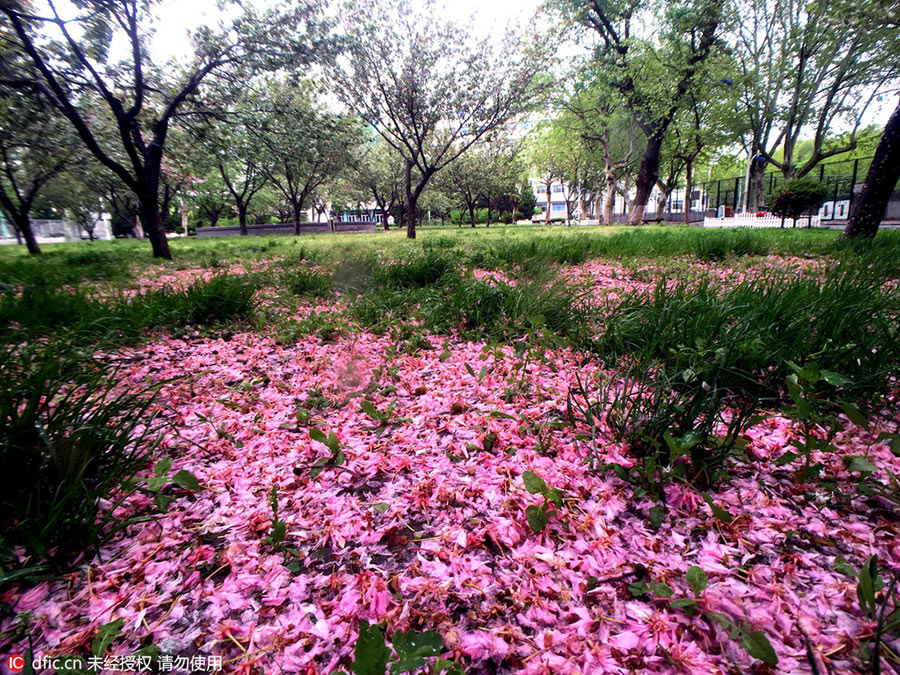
[749,162,766,212]
[629,130,665,225]
[406,196,417,239]
[238,205,249,236]
[138,197,171,259]
[293,202,302,235]
[683,162,693,225]
[381,208,390,230]
[603,172,616,225]
[486,203,492,227]
[545,185,551,225]
[843,97,900,239]
[469,203,476,228]
[14,214,41,254]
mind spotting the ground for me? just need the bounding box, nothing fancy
[1,226,898,675]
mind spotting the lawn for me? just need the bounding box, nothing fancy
[1,225,899,674]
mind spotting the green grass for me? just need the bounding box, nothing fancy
[593,266,900,398]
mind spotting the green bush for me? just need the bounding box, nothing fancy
[769,178,829,224]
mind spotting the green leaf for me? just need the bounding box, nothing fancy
[525,504,548,532]
[670,598,698,610]
[820,370,851,387]
[843,455,877,474]
[309,428,328,445]
[857,555,880,616]
[876,432,900,457]
[268,521,286,545]
[700,491,733,523]
[686,566,708,597]
[147,475,169,492]
[154,457,173,476]
[360,400,382,421]
[92,618,124,657]
[350,621,391,675]
[834,555,857,578]
[372,503,390,514]
[153,493,174,512]
[652,582,674,598]
[546,489,563,507]
[522,471,548,495]
[774,451,799,466]
[839,403,867,427]
[171,470,202,491]
[741,629,778,665]
[464,363,476,378]
[390,630,443,674]
[648,505,665,530]
[326,431,341,453]
[478,365,488,383]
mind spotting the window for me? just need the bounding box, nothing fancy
[551,184,564,193]
[551,203,566,213]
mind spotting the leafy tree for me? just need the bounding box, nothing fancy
[731,0,900,209]
[517,183,537,220]
[258,81,361,234]
[352,138,406,230]
[0,82,74,254]
[560,81,641,224]
[553,0,728,224]
[329,0,549,238]
[0,1,335,258]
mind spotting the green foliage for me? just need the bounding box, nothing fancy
[769,178,829,221]
[832,555,899,672]
[594,269,899,400]
[522,470,565,533]
[567,362,757,492]
[141,457,202,512]
[516,184,537,220]
[284,267,333,297]
[0,342,162,577]
[265,485,287,550]
[350,621,459,675]
[308,427,345,477]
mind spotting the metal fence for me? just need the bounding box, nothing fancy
[607,154,900,223]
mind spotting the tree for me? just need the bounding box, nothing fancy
[731,0,900,210]
[843,98,900,238]
[554,0,728,224]
[353,138,406,230]
[0,1,335,258]
[561,82,641,225]
[329,0,549,239]
[443,149,488,228]
[517,183,537,220]
[0,83,74,254]
[258,82,360,234]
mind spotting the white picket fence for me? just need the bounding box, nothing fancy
[703,213,821,229]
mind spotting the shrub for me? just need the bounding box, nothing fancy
[769,178,829,225]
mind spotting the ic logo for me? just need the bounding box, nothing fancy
[7,654,25,672]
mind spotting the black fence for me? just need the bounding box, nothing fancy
[607,154,900,223]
